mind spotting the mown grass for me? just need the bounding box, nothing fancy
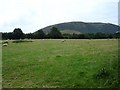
[2,39,118,88]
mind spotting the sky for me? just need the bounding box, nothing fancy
[0,0,119,33]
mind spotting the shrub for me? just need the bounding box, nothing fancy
[12,40,32,43]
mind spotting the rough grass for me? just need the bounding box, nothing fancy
[2,39,118,88]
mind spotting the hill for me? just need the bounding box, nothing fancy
[38,22,120,34]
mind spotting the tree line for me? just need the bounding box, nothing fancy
[2,27,120,40]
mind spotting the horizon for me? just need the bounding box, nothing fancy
[0,0,118,33]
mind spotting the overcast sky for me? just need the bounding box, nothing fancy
[0,0,118,33]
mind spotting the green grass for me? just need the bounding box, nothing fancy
[2,39,118,88]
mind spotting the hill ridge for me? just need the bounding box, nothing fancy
[37,21,120,34]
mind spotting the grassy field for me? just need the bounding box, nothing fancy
[2,39,119,88]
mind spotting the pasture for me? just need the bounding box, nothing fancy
[2,39,118,88]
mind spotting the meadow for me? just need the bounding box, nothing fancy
[2,39,119,88]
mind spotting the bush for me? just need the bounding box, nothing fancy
[12,40,32,43]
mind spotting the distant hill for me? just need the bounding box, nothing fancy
[37,22,120,34]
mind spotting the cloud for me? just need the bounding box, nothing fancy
[0,0,118,33]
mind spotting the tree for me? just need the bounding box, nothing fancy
[13,28,24,39]
[71,33,79,39]
[94,32,106,39]
[114,31,120,38]
[63,33,72,39]
[78,34,86,39]
[25,33,34,39]
[7,32,14,39]
[48,27,63,39]
[2,32,7,40]
[34,30,46,39]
